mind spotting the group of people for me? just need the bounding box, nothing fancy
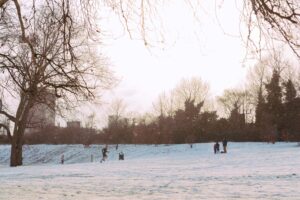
[214,138,228,154]
[101,144,124,162]
[61,142,227,164]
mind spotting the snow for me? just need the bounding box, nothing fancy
[0,143,299,199]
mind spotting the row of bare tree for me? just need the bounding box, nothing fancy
[98,55,300,144]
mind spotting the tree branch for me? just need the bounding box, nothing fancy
[0,123,12,141]
[0,0,9,8]
[0,110,16,122]
[13,0,38,67]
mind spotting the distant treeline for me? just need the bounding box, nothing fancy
[1,66,300,145]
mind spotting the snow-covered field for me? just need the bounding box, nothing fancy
[0,143,299,200]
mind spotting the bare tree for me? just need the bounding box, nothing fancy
[243,0,300,57]
[152,77,210,117]
[246,50,293,99]
[0,1,114,166]
[107,98,127,123]
[152,91,175,117]
[246,57,271,102]
[173,77,210,110]
[218,88,253,122]
[105,0,300,57]
[2,1,300,56]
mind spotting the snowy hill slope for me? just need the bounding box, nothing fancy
[1,143,212,166]
[1,143,300,199]
[0,142,299,166]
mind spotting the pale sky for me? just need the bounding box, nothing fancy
[99,1,250,115]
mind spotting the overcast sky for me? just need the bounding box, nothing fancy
[60,1,257,127]
[99,1,250,114]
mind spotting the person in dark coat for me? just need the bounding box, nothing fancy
[101,145,108,162]
[61,154,64,164]
[119,151,124,160]
[214,142,220,154]
[222,138,228,153]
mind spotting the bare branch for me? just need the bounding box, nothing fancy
[0,110,16,122]
[0,0,9,8]
[244,0,300,57]
[0,122,11,141]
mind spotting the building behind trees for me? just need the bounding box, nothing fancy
[25,90,56,134]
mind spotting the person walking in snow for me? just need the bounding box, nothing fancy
[101,145,108,162]
[222,138,228,153]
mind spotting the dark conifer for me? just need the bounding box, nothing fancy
[283,79,298,138]
[265,70,283,140]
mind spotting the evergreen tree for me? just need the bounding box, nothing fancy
[284,79,297,103]
[196,111,218,141]
[283,79,299,138]
[228,102,245,132]
[265,70,283,140]
[254,86,273,141]
[173,99,203,143]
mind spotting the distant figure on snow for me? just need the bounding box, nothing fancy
[119,151,124,160]
[222,138,228,153]
[101,145,108,162]
[214,142,220,154]
[61,154,64,164]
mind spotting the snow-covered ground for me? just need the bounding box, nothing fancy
[0,143,299,200]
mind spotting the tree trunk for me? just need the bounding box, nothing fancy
[10,131,23,167]
[10,95,32,167]
[10,120,28,167]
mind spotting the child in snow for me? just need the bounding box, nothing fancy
[119,151,124,160]
[214,142,220,154]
